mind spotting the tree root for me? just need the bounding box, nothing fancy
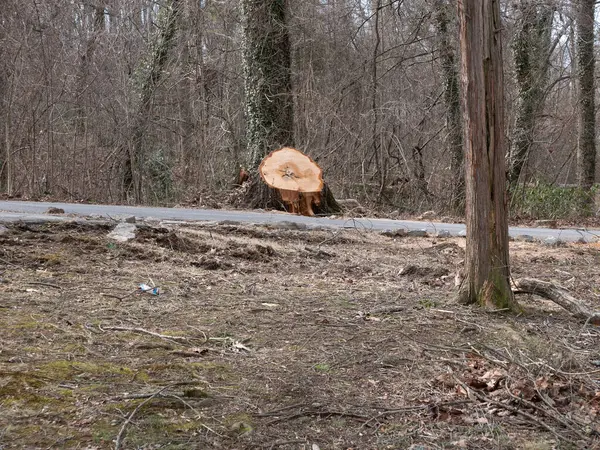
[512,277,600,324]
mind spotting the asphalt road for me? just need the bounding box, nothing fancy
[0,200,598,243]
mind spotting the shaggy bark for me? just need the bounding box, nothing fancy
[0,26,7,193]
[456,0,517,310]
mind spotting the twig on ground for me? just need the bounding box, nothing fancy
[255,403,307,417]
[0,257,18,267]
[265,409,370,425]
[453,376,581,446]
[101,325,196,344]
[367,306,406,315]
[165,393,222,436]
[27,281,62,290]
[114,384,175,450]
[503,382,588,440]
[267,439,309,449]
[317,229,341,248]
[101,289,139,301]
[101,293,126,300]
[360,400,473,429]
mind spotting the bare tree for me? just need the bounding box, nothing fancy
[435,0,463,209]
[0,20,7,193]
[576,0,596,197]
[75,2,106,133]
[457,0,517,310]
[508,0,553,188]
[122,0,182,202]
[0,0,591,218]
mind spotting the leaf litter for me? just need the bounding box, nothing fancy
[0,220,598,449]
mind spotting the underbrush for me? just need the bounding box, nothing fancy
[510,182,599,220]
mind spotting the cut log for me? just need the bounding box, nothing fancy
[512,277,600,324]
[259,147,325,216]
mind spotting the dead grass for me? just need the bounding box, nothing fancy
[0,220,599,449]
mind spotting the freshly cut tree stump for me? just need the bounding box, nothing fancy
[512,277,600,324]
[259,147,325,216]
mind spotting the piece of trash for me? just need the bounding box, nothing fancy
[138,283,160,295]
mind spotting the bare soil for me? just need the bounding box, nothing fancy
[0,220,599,449]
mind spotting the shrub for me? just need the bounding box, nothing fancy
[511,181,598,219]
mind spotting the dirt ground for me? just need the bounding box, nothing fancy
[0,219,599,449]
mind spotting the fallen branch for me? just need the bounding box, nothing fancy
[265,409,370,425]
[367,306,406,315]
[0,257,18,267]
[101,289,139,301]
[27,281,62,290]
[101,325,196,344]
[453,377,581,446]
[512,277,600,324]
[503,383,588,441]
[115,384,174,450]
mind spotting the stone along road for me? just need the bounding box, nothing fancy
[0,200,598,243]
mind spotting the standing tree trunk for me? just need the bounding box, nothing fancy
[0,24,7,193]
[122,0,181,202]
[456,0,517,310]
[508,1,553,188]
[241,0,295,209]
[436,0,463,210]
[241,0,339,213]
[371,0,385,200]
[241,0,294,170]
[75,3,105,133]
[576,0,596,197]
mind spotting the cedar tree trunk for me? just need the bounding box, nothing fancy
[456,0,517,310]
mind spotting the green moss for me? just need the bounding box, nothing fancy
[0,372,60,407]
[39,360,137,381]
[37,253,63,266]
[61,343,87,354]
[92,420,116,444]
[22,346,44,352]
[418,298,437,308]
[15,321,45,330]
[7,424,44,440]
[183,388,210,398]
[224,413,254,436]
[475,270,521,313]
[144,362,233,380]
[313,363,331,373]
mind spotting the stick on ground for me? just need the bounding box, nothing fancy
[114,384,175,450]
[512,277,600,323]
